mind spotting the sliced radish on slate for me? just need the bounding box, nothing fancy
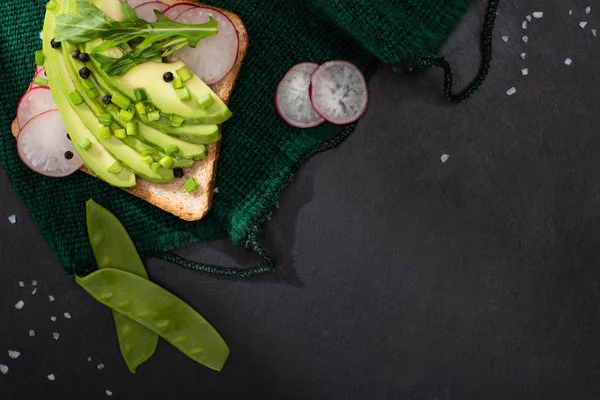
[310,61,368,125]
[17,110,83,177]
[275,62,325,128]
[163,3,196,20]
[17,87,57,130]
[134,2,168,22]
[173,7,239,84]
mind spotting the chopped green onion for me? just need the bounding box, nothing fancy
[150,162,160,172]
[78,138,91,150]
[169,114,185,127]
[173,158,194,168]
[98,113,112,126]
[134,88,147,102]
[46,1,56,11]
[107,161,122,173]
[99,125,112,139]
[175,87,191,102]
[141,149,157,158]
[69,91,83,105]
[87,87,100,98]
[126,121,138,136]
[111,91,131,109]
[35,50,45,66]
[176,66,193,82]
[197,93,214,109]
[172,77,183,89]
[82,79,95,91]
[147,110,160,122]
[142,155,154,164]
[135,102,147,115]
[119,109,134,122]
[33,76,48,87]
[164,144,179,156]
[184,177,199,193]
[159,156,174,169]
[114,128,127,139]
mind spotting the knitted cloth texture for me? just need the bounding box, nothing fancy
[0,0,472,275]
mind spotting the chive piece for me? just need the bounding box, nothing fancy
[197,93,214,109]
[111,91,131,109]
[176,66,193,82]
[135,102,146,115]
[126,121,138,136]
[35,50,45,66]
[142,155,154,164]
[78,138,91,150]
[134,88,147,102]
[169,114,185,127]
[87,87,100,98]
[33,76,48,87]
[99,125,112,139]
[98,113,112,126]
[119,109,134,122]
[114,128,127,139]
[69,91,83,105]
[147,110,161,122]
[150,162,160,173]
[164,144,179,156]
[159,156,174,169]
[184,177,199,193]
[82,79,95,91]
[172,77,183,89]
[46,1,56,11]
[175,87,191,102]
[107,161,122,173]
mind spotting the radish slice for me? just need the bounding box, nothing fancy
[17,87,57,130]
[29,67,48,90]
[310,61,369,125]
[275,63,325,128]
[163,3,196,20]
[17,110,83,178]
[134,2,168,22]
[173,7,239,85]
[122,0,155,8]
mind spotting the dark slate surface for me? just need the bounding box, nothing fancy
[2,1,600,399]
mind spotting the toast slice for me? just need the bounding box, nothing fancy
[11,1,248,221]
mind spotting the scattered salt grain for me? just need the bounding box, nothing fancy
[579,21,588,29]
[87,357,92,362]
[97,363,105,370]
[522,36,529,43]
[39,31,44,40]
[585,6,591,14]
[564,58,572,65]
[0,365,8,375]
[440,154,450,163]
[533,12,543,19]
[29,330,35,337]
[214,187,219,194]
[520,52,527,60]
[592,29,597,37]
[569,10,573,15]
[18,281,25,287]
[501,35,508,42]
[106,390,113,396]
[31,288,37,295]
[47,374,55,381]
[526,15,532,22]
[48,295,55,302]
[50,316,57,322]
[506,87,517,96]
[8,350,21,359]
[64,312,71,319]
[32,280,37,286]
[521,68,529,76]
[15,300,24,310]
[8,215,16,224]
[522,21,528,29]
[52,332,59,340]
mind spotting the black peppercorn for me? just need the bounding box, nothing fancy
[78,52,90,63]
[64,151,74,160]
[50,38,61,49]
[173,168,185,178]
[79,67,91,79]
[102,95,112,105]
[163,72,174,82]
[71,50,81,59]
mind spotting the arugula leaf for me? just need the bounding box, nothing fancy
[55,0,218,76]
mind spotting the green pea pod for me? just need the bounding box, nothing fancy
[76,268,230,371]
[86,200,158,373]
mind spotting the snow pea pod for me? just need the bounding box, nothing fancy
[76,268,230,371]
[86,200,158,373]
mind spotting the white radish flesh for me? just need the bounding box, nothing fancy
[17,110,83,178]
[134,2,168,22]
[173,7,239,84]
[17,87,57,129]
[310,61,368,125]
[163,3,196,20]
[275,63,325,128]
[123,0,155,8]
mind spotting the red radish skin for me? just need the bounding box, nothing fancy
[163,3,196,20]
[275,62,325,128]
[17,110,83,178]
[173,7,239,84]
[309,60,368,125]
[17,87,57,130]
[29,67,48,90]
[134,2,168,22]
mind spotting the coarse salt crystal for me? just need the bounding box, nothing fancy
[501,35,508,42]
[31,288,37,295]
[533,12,543,19]
[29,330,35,337]
[592,29,597,37]
[106,390,113,396]
[15,300,24,310]
[564,58,572,65]
[440,154,450,163]
[97,363,105,370]
[48,295,55,302]
[521,68,529,75]
[87,357,92,362]
[8,215,16,224]
[506,87,517,96]
[585,6,591,14]
[52,332,59,340]
[0,365,8,375]
[580,21,588,29]
[526,15,532,22]
[39,31,44,40]
[64,312,71,319]
[8,350,21,359]
[32,280,37,286]
[522,21,528,29]
[522,36,529,43]
[47,374,55,381]
[18,281,25,287]
[50,316,57,322]
[520,52,527,60]
[214,187,219,194]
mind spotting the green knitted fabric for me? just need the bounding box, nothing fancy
[0,0,472,275]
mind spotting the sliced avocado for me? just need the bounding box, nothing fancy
[120,136,195,168]
[43,8,135,188]
[91,0,123,20]
[138,124,207,160]
[137,113,221,144]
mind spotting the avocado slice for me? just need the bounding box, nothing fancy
[43,8,135,188]
[137,124,207,160]
[137,114,221,145]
